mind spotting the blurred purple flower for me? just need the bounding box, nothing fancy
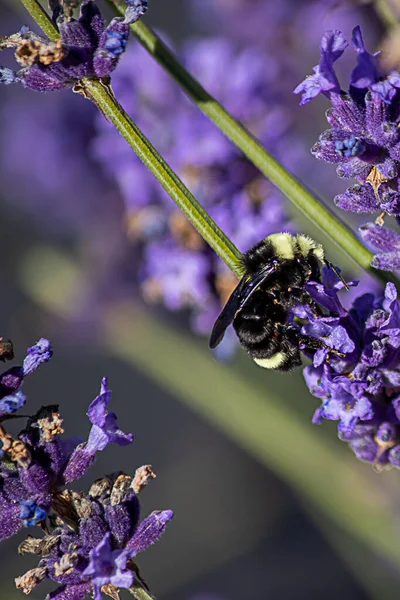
[92,37,292,350]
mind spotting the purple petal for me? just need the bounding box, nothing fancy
[372,251,400,270]
[294,30,348,104]
[359,222,400,251]
[0,503,23,541]
[335,184,378,213]
[350,26,380,89]
[0,390,26,416]
[46,583,92,600]
[127,510,174,553]
[87,378,110,427]
[23,338,53,376]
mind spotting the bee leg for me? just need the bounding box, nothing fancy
[293,331,346,358]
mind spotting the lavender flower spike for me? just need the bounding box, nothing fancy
[127,510,174,553]
[293,30,348,105]
[0,0,148,92]
[297,25,400,231]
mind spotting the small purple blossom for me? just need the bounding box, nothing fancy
[23,338,53,375]
[294,30,348,105]
[0,0,148,92]
[82,533,136,599]
[62,378,133,484]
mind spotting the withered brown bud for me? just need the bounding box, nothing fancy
[37,411,64,442]
[0,338,14,362]
[132,465,156,494]
[15,39,65,67]
[101,583,121,600]
[110,474,132,506]
[15,567,47,594]
[54,552,79,577]
[18,534,60,556]
[89,476,112,500]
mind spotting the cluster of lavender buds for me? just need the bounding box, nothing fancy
[295,26,400,271]
[0,339,173,599]
[0,0,147,91]
[297,272,400,469]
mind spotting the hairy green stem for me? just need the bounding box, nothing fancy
[20,0,59,37]
[20,0,242,275]
[83,79,242,274]
[128,584,155,600]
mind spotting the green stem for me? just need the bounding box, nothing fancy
[128,584,155,600]
[20,0,242,275]
[20,0,59,38]
[83,79,242,274]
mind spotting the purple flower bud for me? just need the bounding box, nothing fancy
[127,509,174,552]
[0,390,26,416]
[19,499,48,527]
[23,338,53,375]
[0,67,19,84]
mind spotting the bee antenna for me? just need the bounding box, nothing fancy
[324,260,350,291]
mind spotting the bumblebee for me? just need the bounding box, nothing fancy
[209,233,343,371]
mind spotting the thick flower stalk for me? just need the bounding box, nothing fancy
[0,0,147,91]
[295,26,400,270]
[0,340,172,599]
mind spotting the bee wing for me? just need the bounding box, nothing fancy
[209,261,278,349]
[209,277,247,349]
[237,261,278,310]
